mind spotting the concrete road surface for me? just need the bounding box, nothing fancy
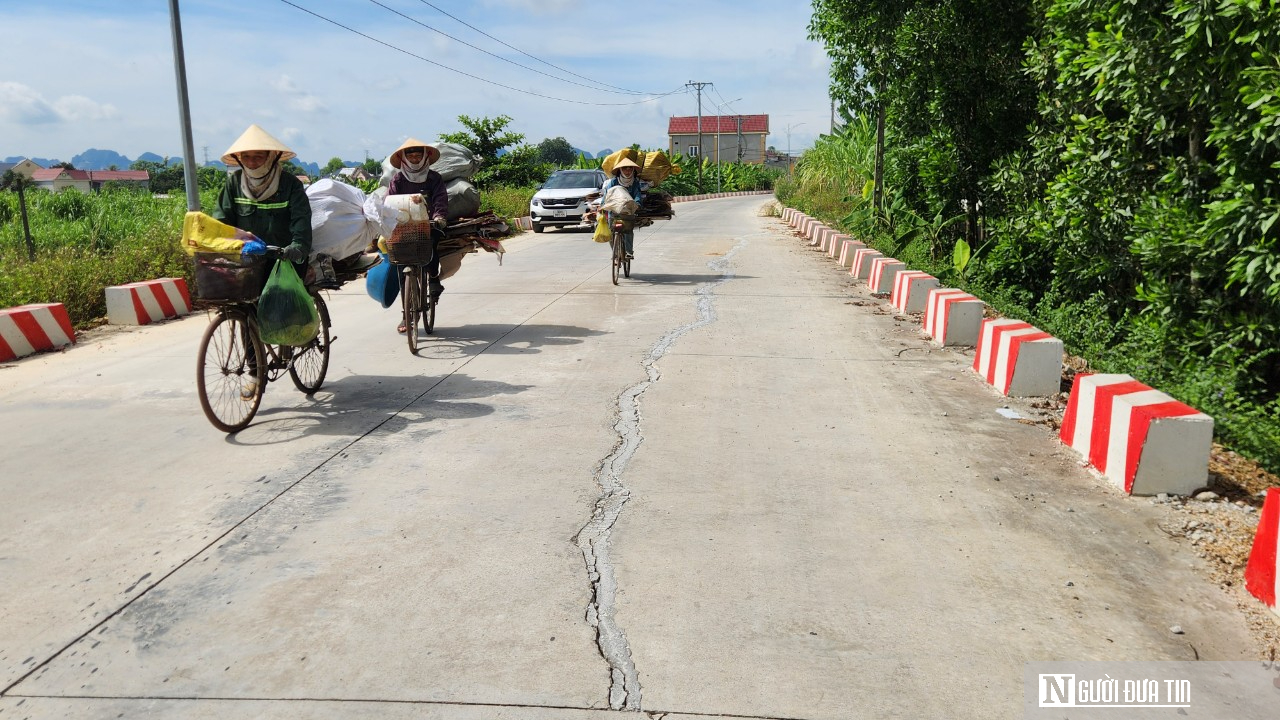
[0,196,1261,720]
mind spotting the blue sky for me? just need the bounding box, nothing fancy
[0,0,833,165]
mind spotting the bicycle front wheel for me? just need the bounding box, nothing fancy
[197,308,266,433]
[610,233,622,285]
[403,266,422,354]
[289,293,331,394]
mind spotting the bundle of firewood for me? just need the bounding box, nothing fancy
[637,190,674,220]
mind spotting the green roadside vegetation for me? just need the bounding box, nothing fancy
[1,114,781,333]
[796,1,1280,474]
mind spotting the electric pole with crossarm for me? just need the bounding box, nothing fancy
[686,81,709,193]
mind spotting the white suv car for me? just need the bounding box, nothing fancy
[529,169,607,233]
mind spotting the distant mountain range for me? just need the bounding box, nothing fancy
[6,144,613,175]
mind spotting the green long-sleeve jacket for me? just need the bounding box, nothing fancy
[213,171,312,257]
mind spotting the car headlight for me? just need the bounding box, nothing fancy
[531,198,542,207]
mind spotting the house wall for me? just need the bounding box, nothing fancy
[34,178,92,193]
[668,132,766,164]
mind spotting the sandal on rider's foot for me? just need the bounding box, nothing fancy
[397,323,408,334]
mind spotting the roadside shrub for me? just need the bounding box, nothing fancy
[480,184,537,222]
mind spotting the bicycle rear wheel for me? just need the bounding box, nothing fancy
[402,266,422,354]
[197,308,266,433]
[289,293,330,393]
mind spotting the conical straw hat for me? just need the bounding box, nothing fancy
[611,157,641,173]
[389,138,441,168]
[221,124,296,165]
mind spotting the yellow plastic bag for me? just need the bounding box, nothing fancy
[638,150,679,184]
[181,212,250,256]
[593,214,611,243]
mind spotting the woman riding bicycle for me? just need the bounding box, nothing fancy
[212,125,312,399]
[387,139,449,335]
[599,158,644,260]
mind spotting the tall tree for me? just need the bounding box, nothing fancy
[536,137,576,166]
[440,114,524,166]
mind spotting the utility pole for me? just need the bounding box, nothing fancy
[168,0,200,211]
[202,145,209,166]
[736,116,743,163]
[686,81,709,193]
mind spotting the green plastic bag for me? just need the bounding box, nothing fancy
[257,260,318,346]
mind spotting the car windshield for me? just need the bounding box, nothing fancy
[542,172,600,190]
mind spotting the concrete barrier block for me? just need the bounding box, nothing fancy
[1059,373,1215,496]
[850,248,884,280]
[807,223,826,246]
[0,303,75,362]
[824,233,844,257]
[923,289,983,346]
[817,227,834,251]
[890,271,939,314]
[791,212,807,229]
[972,318,1062,397]
[1245,488,1280,619]
[106,278,192,326]
[782,208,794,224]
[837,239,867,267]
[867,257,906,294]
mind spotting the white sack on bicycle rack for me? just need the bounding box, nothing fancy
[307,179,386,261]
[601,185,639,215]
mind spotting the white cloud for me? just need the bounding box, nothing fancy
[52,95,118,122]
[0,82,62,124]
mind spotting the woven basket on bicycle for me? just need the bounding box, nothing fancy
[192,252,270,302]
[385,220,435,265]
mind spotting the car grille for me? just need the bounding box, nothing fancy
[541,197,581,209]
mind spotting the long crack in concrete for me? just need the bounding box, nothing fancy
[575,238,748,710]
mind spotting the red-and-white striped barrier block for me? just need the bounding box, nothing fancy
[782,208,795,224]
[1245,488,1280,619]
[790,212,807,229]
[817,227,835,251]
[972,318,1063,397]
[890,271,939,314]
[0,303,75,362]
[800,217,818,238]
[1059,373,1214,496]
[807,223,827,246]
[828,233,848,258]
[850,248,884,280]
[105,278,192,326]
[867,257,906,294]
[838,239,867,267]
[923,289,984,346]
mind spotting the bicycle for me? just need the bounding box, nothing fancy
[385,221,439,354]
[194,249,335,433]
[398,261,437,353]
[608,214,652,285]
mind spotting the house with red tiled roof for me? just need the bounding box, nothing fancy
[31,167,92,193]
[90,170,150,192]
[29,168,151,193]
[667,114,769,164]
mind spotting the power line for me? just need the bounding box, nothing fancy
[412,0,654,96]
[276,0,683,107]
[368,0,647,96]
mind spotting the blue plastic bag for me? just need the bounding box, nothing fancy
[365,251,399,308]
